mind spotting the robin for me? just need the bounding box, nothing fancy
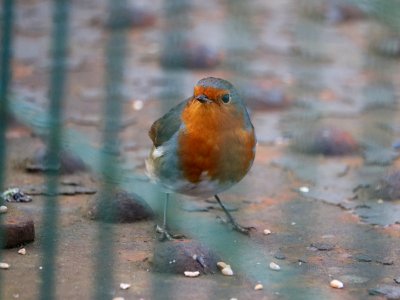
[146,77,256,240]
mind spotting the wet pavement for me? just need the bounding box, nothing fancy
[2,0,400,299]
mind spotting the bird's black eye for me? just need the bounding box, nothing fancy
[221,94,231,104]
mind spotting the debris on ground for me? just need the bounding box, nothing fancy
[1,188,32,203]
[153,240,219,274]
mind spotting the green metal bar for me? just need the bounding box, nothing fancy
[0,0,14,195]
[39,0,70,299]
[93,1,127,298]
[0,0,15,295]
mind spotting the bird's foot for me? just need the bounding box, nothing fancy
[155,225,185,241]
[217,216,255,235]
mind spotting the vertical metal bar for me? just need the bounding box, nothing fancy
[39,0,70,299]
[0,0,15,294]
[93,0,127,298]
[0,0,14,211]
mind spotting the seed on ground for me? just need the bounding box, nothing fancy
[269,262,281,271]
[0,262,10,269]
[254,283,263,290]
[0,206,8,213]
[184,271,200,277]
[221,266,234,276]
[217,261,228,270]
[330,279,344,289]
[299,186,309,193]
[119,283,131,290]
[263,229,271,235]
[18,248,26,255]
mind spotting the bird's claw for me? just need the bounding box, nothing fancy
[156,225,185,241]
[216,216,254,235]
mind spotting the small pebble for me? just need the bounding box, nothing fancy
[299,186,309,193]
[0,262,10,269]
[18,248,26,255]
[274,252,286,260]
[310,242,334,251]
[184,271,200,278]
[330,279,344,289]
[394,277,400,284]
[221,266,234,276]
[263,229,271,235]
[269,262,281,271]
[254,283,264,290]
[119,283,131,290]
[0,206,8,213]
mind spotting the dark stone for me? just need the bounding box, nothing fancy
[23,183,96,196]
[105,6,157,29]
[86,190,154,223]
[274,251,286,260]
[301,1,365,24]
[160,42,222,70]
[1,208,35,248]
[355,254,372,262]
[376,257,394,265]
[26,147,87,174]
[310,242,334,251]
[293,126,359,156]
[368,285,400,299]
[242,85,291,111]
[372,171,400,201]
[324,2,365,24]
[152,239,219,274]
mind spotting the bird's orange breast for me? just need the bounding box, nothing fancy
[178,99,256,184]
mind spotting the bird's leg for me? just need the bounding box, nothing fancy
[214,194,254,235]
[156,193,185,241]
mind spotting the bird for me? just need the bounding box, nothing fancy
[146,77,256,240]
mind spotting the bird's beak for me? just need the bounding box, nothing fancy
[195,94,212,104]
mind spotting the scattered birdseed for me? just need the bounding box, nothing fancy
[299,186,309,193]
[269,262,281,271]
[221,266,234,276]
[0,206,8,213]
[184,271,200,278]
[119,283,131,290]
[18,248,26,255]
[330,279,344,289]
[254,283,263,290]
[263,229,271,235]
[0,262,10,269]
[217,261,228,270]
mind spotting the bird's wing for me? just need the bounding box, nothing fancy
[149,99,188,147]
